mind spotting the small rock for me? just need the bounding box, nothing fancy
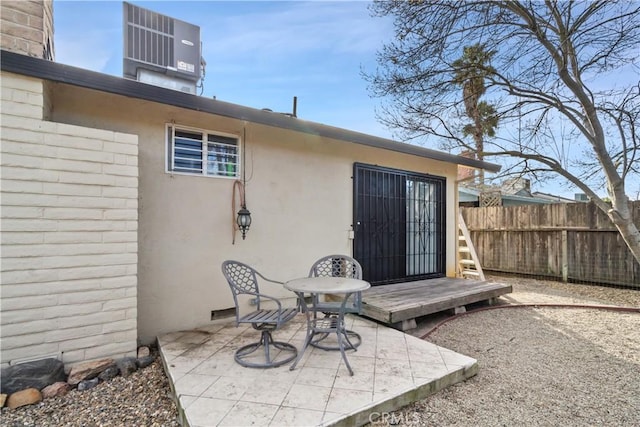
[77,377,100,391]
[136,355,155,369]
[137,346,150,358]
[0,358,65,395]
[6,388,42,409]
[0,393,6,407]
[116,357,137,377]
[67,358,114,386]
[98,365,119,382]
[41,382,71,399]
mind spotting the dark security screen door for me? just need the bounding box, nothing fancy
[353,163,446,285]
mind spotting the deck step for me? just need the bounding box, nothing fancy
[459,259,475,265]
[361,278,512,326]
[462,270,480,277]
[459,246,470,253]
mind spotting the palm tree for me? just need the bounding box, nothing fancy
[452,44,498,186]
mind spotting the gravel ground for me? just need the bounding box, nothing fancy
[0,356,180,427]
[2,276,638,427]
[370,276,640,427]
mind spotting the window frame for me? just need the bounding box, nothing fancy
[165,124,241,179]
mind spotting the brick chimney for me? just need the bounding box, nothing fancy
[1,1,54,60]
[457,149,476,181]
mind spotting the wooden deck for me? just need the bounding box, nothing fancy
[360,277,512,330]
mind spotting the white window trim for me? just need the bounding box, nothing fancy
[165,123,241,179]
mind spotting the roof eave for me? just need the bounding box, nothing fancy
[1,50,501,173]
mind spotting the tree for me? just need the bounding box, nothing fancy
[366,0,640,264]
[452,44,499,185]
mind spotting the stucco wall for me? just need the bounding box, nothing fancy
[49,83,460,344]
[0,72,138,366]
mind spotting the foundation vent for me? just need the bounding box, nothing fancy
[210,308,235,321]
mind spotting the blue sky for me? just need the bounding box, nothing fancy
[54,0,395,139]
[53,1,638,200]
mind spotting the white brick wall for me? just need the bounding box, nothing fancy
[1,71,139,366]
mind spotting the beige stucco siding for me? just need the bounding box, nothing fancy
[49,83,459,343]
[0,72,138,365]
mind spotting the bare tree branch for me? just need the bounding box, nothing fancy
[366,0,640,263]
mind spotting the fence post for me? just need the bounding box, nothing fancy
[561,229,568,282]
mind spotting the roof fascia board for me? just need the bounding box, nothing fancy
[1,50,500,173]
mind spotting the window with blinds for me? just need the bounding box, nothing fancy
[167,125,239,178]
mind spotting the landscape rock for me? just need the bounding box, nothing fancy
[77,378,100,391]
[41,382,71,399]
[98,365,119,382]
[136,355,155,369]
[137,346,150,358]
[0,358,65,395]
[0,393,6,407]
[67,358,114,386]
[6,388,42,409]
[116,357,137,377]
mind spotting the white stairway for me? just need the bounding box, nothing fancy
[458,212,485,281]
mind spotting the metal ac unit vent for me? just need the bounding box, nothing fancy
[125,4,174,69]
[123,2,201,93]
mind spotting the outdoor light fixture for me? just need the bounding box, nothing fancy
[233,127,251,241]
[236,205,251,240]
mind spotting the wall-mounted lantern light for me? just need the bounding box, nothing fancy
[236,205,251,240]
[232,126,251,243]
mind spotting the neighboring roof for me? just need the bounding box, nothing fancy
[1,50,500,173]
[531,192,580,203]
[459,186,558,204]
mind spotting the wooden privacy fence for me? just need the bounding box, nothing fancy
[461,202,640,288]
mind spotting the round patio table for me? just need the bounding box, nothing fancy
[285,276,370,376]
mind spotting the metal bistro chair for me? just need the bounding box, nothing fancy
[308,255,364,350]
[221,260,298,368]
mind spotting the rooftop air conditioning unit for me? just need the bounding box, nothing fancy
[123,2,201,94]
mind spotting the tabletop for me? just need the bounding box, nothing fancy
[284,277,370,294]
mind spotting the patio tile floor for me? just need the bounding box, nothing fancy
[158,314,477,427]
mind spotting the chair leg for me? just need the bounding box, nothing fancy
[235,330,297,369]
[263,330,272,364]
[310,314,361,351]
[310,330,361,350]
[341,330,361,350]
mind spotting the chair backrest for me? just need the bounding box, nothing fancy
[221,260,261,312]
[309,255,362,279]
